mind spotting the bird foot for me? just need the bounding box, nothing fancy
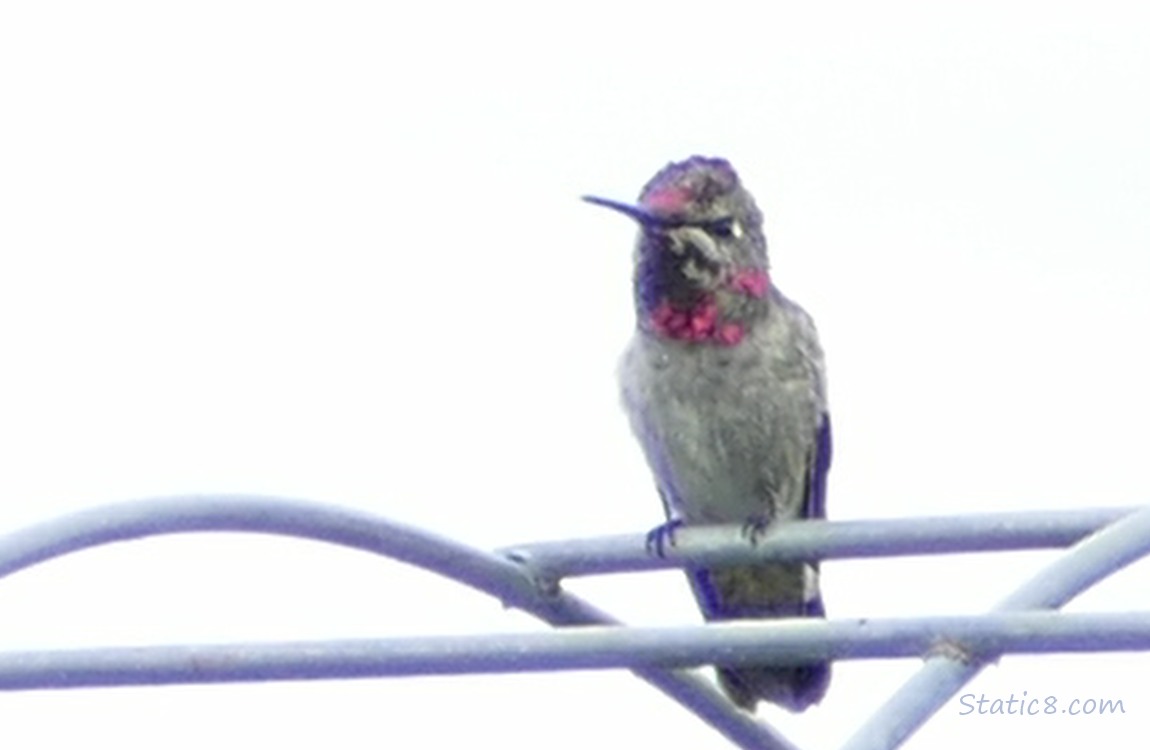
[740,517,772,545]
[645,518,686,558]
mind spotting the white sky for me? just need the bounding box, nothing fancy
[1,2,1148,748]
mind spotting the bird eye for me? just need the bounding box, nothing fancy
[707,218,741,238]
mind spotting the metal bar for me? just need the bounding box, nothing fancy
[0,495,795,750]
[0,612,1148,690]
[842,504,1150,750]
[500,507,1138,576]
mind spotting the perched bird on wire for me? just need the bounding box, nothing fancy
[585,156,831,712]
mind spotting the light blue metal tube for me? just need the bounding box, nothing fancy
[841,504,1150,750]
[0,612,1148,689]
[0,495,796,750]
[500,507,1136,576]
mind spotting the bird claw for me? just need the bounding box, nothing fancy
[645,518,685,558]
[740,517,772,545]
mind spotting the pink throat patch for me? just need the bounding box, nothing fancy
[646,267,770,347]
[730,268,770,298]
[650,298,744,345]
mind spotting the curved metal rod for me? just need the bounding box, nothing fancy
[842,504,1150,750]
[0,495,796,750]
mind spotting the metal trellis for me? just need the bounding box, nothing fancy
[0,496,1146,750]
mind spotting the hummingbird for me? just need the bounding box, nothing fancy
[584,156,831,712]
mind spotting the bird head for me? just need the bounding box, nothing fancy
[584,156,771,346]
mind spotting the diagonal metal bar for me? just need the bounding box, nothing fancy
[0,611,1149,689]
[3,498,1148,749]
[841,504,1150,750]
[499,507,1138,576]
[0,495,797,750]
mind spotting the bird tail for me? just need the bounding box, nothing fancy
[688,562,830,712]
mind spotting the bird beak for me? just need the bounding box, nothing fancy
[581,195,665,227]
[583,195,722,261]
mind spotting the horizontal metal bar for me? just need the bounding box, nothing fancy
[4,500,1145,750]
[0,495,791,750]
[843,504,1150,750]
[0,611,1147,690]
[501,507,1139,576]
